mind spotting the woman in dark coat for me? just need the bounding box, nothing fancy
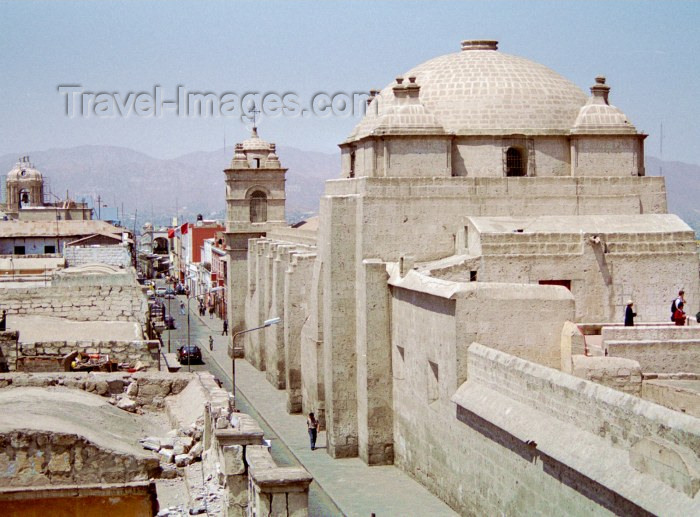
[624,300,636,326]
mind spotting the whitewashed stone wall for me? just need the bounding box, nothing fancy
[601,325,700,374]
[63,245,131,268]
[392,332,700,515]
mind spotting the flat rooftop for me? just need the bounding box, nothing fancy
[10,315,142,343]
[468,214,692,234]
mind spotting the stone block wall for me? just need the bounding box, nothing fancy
[475,226,699,323]
[204,402,312,517]
[0,285,147,324]
[246,445,312,517]
[571,355,643,395]
[299,257,325,426]
[393,338,700,515]
[602,325,700,374]
[0,339,159,372]
[0,430,160,487]
[0,371,192,409]
[63,245,131,268]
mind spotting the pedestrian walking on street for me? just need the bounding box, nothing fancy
[222,319,228,336]
[179,300,185,315]
[209,305,215,319]
[209,335,214,351]
[307,412,319,450]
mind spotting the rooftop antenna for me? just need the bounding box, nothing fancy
[659,122,664,176]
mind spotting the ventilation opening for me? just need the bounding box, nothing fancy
[470,270,478,282]
[506,147,526,177]
[539,280,571,291]
[427,360,439,404]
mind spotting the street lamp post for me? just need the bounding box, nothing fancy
[230,317,281,407]
[167,294,172,353]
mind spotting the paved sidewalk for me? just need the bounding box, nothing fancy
[189,308,458,517]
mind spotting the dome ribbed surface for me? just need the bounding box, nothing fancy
[352,45,589,139]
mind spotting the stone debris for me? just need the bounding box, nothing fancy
[160,449,176,464]
[142,422,204,472]
[116,396,136,412]
[160,464,179,479]
[126,380,139,398]
[174,453,191,467]
[139,436,161,451]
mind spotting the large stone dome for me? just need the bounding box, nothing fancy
[351,40,589,139]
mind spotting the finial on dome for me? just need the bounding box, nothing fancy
[461,40,498,51]
[590,75,611,104]
[366,89,380,107]
[231,143,249,168]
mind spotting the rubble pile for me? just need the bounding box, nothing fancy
[140,417,205,472]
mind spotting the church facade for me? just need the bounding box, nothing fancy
[225,41,700,515]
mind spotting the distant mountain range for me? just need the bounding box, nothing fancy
[0,145,341,226]
[0,147,697,235]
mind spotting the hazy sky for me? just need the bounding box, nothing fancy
[1,1,699,164]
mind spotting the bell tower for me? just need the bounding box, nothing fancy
[224,127,287,338]
[5,156,45,217]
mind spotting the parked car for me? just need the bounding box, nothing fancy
[164,314,176,329]
[177,345,202,364]
[155,287,167,297]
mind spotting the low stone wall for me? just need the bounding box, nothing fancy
[0,430,160,487]
[0,371,191,409]
[0,336,159,372]
[641,374,700,418]
[0,285,147,323]
[601,325,700,374]
[602,325,700,342]
[204,396,312,517]
[246,445,312,516]
[451,344,700,512]
[571,355,643,395]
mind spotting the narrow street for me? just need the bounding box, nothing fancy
[160,291,342,517]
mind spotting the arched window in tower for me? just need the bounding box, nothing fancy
[349,151,356,178]
[19,190,29,208]
[250,191,267,223]
[505,147,526,177]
